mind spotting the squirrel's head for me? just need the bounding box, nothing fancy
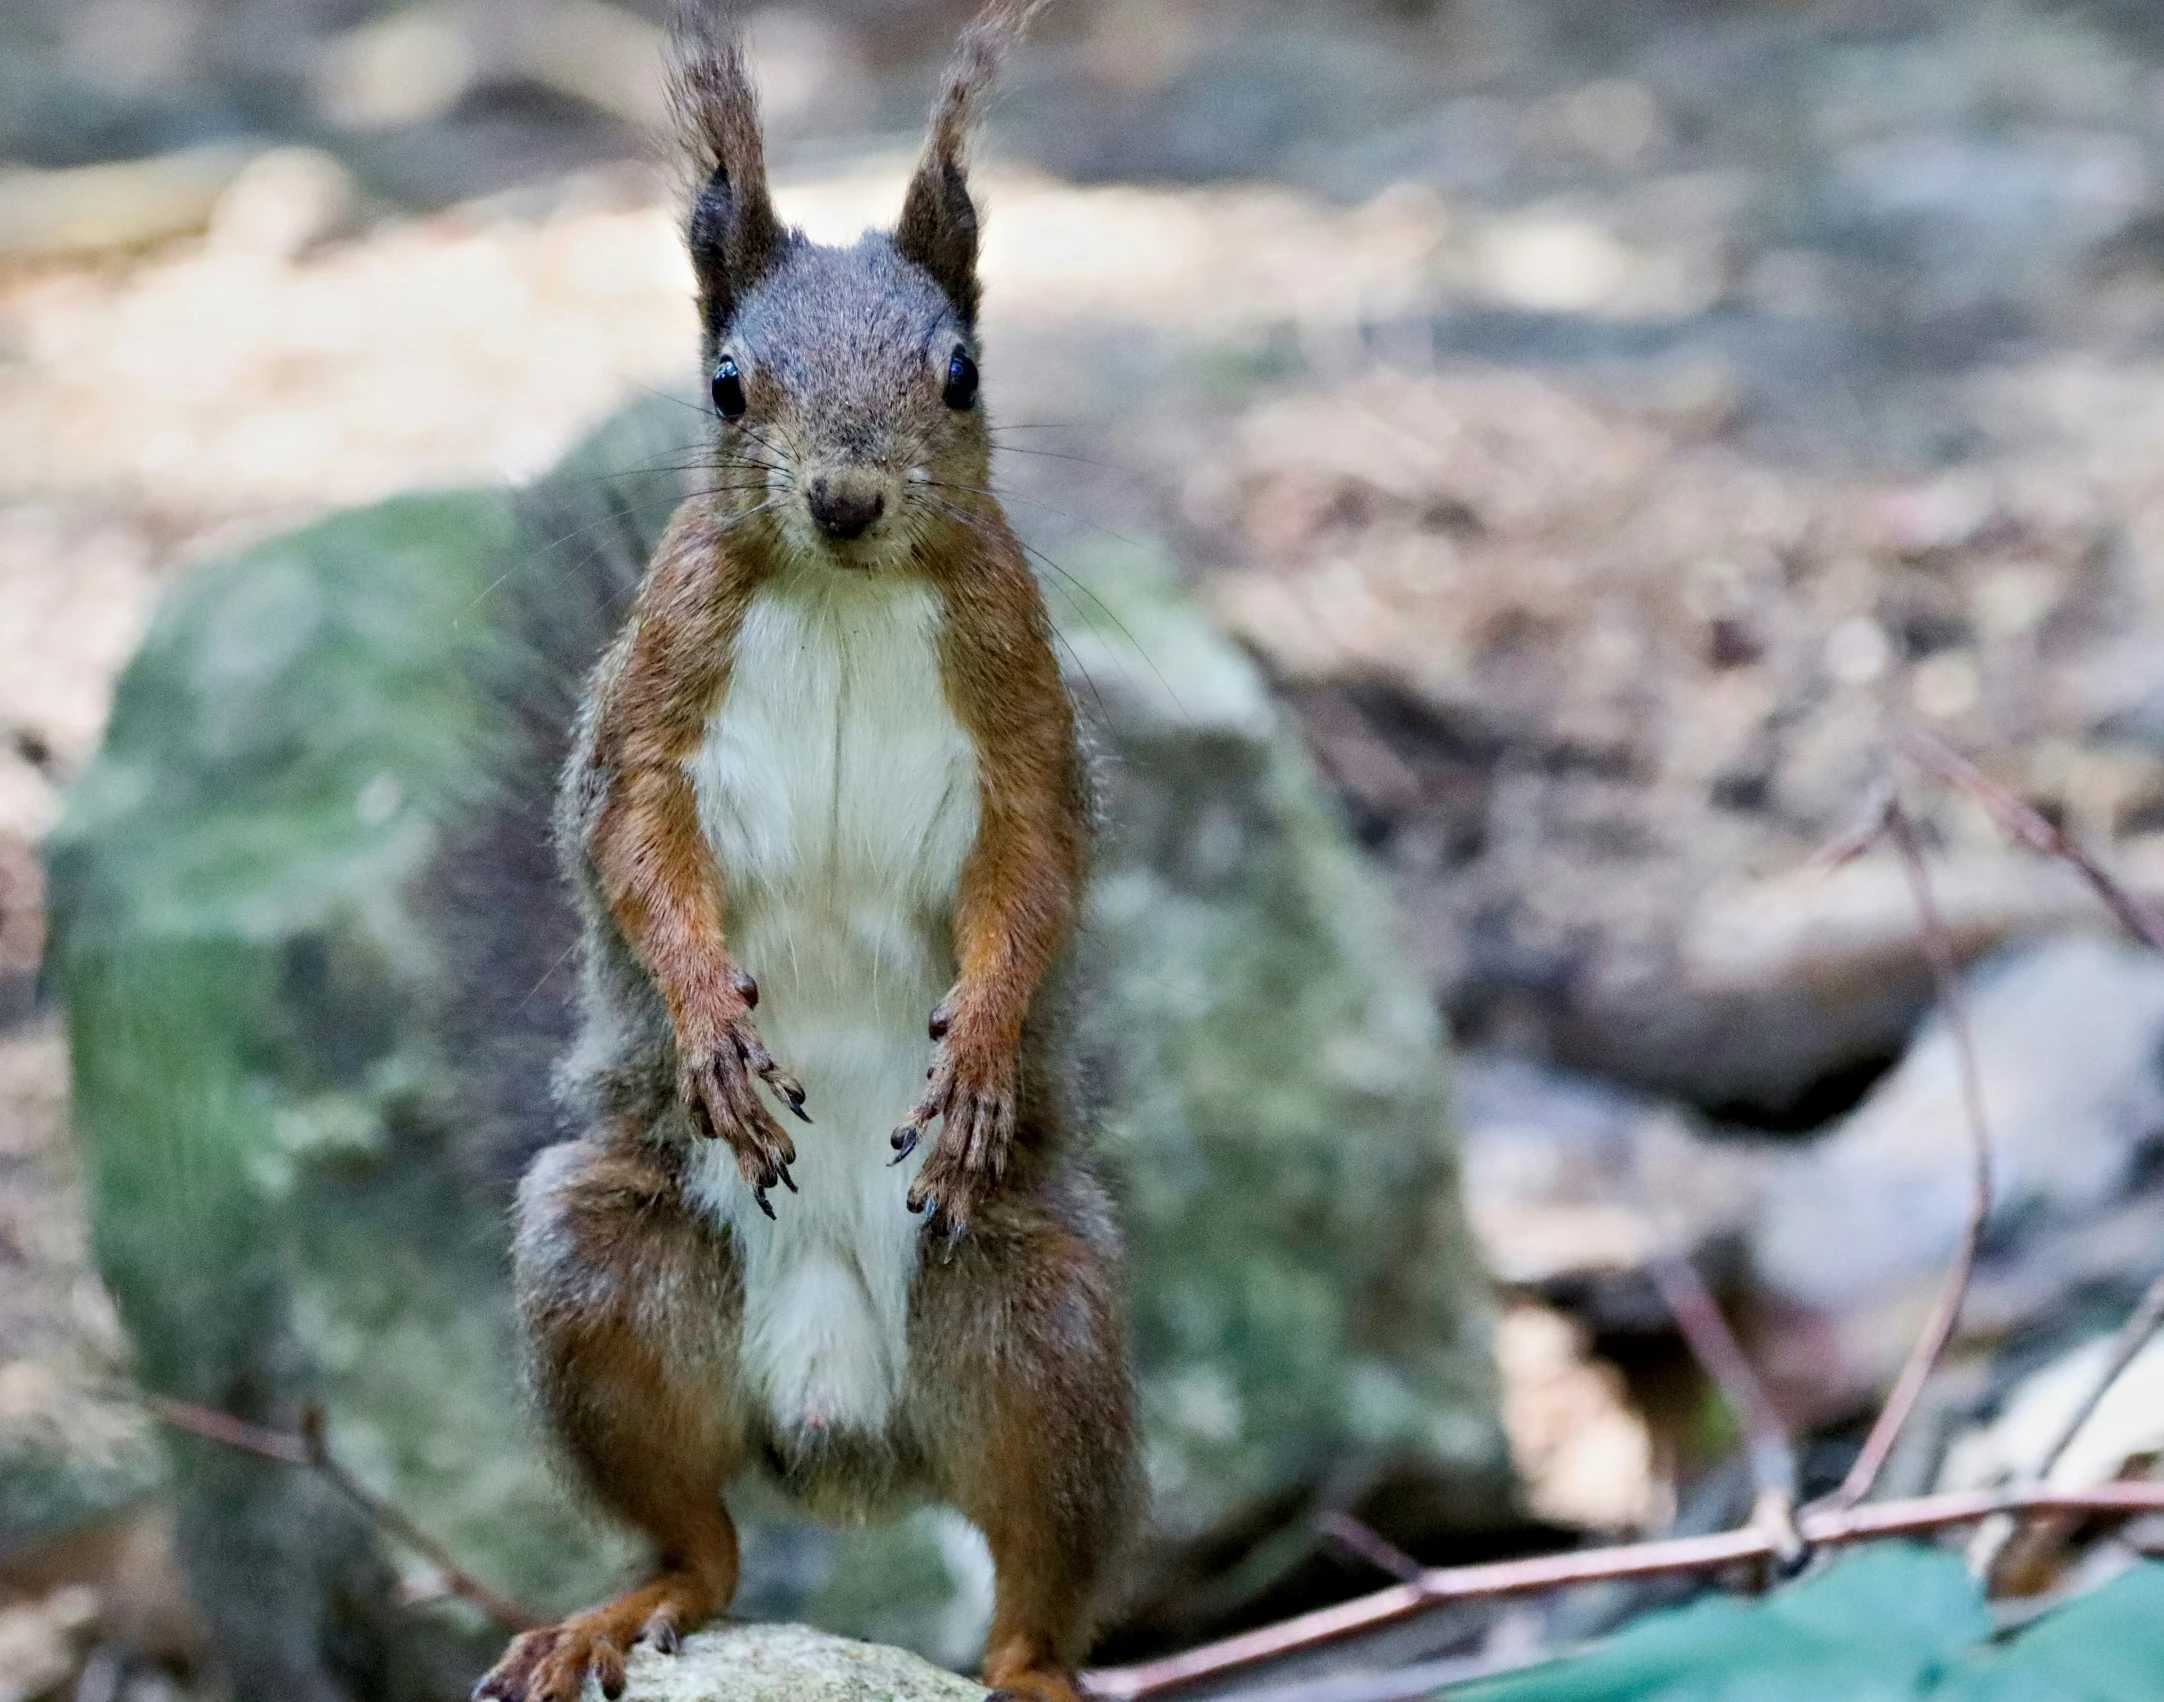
[671,1,1039,572]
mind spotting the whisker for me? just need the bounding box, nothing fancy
[620,379,710,419]
[922,478,1154,555]
[544,452,791,493]
[606,379,797,477]
[912,492,1114,728]
[918,480,1194,718]
[989,443,1138,476]
[730,420,793,463]
[588,452,789,477]
[456,491,782,621]
[472,484,686,603]
[910,482,1178,712]
[1013,534,1189,725]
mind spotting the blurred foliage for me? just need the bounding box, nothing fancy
[1459,1546,2164,1701]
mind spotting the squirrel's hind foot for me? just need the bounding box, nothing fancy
[984,1671,1085,1702]
[473,1581,709,1702]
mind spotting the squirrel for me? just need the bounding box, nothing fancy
[469,6,1142,1702]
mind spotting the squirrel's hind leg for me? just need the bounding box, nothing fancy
[910,1188,1143,1702]
[479,1139,747,1702]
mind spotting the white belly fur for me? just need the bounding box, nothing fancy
[685,567,978,1442]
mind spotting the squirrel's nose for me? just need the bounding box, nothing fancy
[808,477,885,541]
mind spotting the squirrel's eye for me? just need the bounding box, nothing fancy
[942,346,979,411]
[711,357,747,419]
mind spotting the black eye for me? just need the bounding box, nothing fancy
[711,356,746,419]
[943,346,979,410]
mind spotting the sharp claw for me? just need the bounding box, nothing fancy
[754,1186,775,1219]
[787,1099,812,1124]
[776,1161,797,1193]
[646,1620,682,1657]
[890,1125,920,1163]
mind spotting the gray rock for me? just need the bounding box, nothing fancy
[606,1623,986,1702]
[1455,1053,1767,1333]
[1748,935,2164,1422]
[45,399,1506,1702]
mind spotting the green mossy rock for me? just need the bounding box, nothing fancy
[45,401,1505,1701]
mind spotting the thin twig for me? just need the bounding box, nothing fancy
[1893,725,2164,953]
[1316,1512,1425,1584]
[1819,787,1994,1511]
[142,1393,310,1466]
[2035,1268,2164,1483]
[1811,776,1898,872]
[1645,1253,1801,1565]
[1079,1484,2164,1700]
[1886,724,2164,1579]
[145,1394,540,1632]
[1971,1265,2164,1586]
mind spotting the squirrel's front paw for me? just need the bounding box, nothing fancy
[677,975,808,1218]
[892,1008,1017,1239]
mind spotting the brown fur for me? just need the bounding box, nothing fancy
[476,7,1139,1702]
[580,499,804,1196]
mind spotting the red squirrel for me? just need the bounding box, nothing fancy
[472,6,1141,1702]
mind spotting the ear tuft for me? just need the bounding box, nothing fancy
[894,0,1047,323]
[670,3,786,340]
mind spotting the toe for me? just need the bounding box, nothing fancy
[641,1615,682,1657]
[592,1638,627,1701]
[532,1642,591,1702]
[475,1629,555,1702]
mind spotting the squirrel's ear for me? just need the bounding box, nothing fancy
[895,0,1045,325]
[671,5,785,338]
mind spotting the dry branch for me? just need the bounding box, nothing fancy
[1894,725,2164,953]
[1646,1250,1803,1567]
[2035,1267,2164,1483]
[1970,1264,2164,1586]
[1818,787,1994,1510]
[145,1393,540,1632]
[1080,1484,2164,1699]
[1316,1511,1425,1584]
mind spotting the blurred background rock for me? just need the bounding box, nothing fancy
[17,0,2164,1698]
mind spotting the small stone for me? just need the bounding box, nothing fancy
[1750,937,2164,1419]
